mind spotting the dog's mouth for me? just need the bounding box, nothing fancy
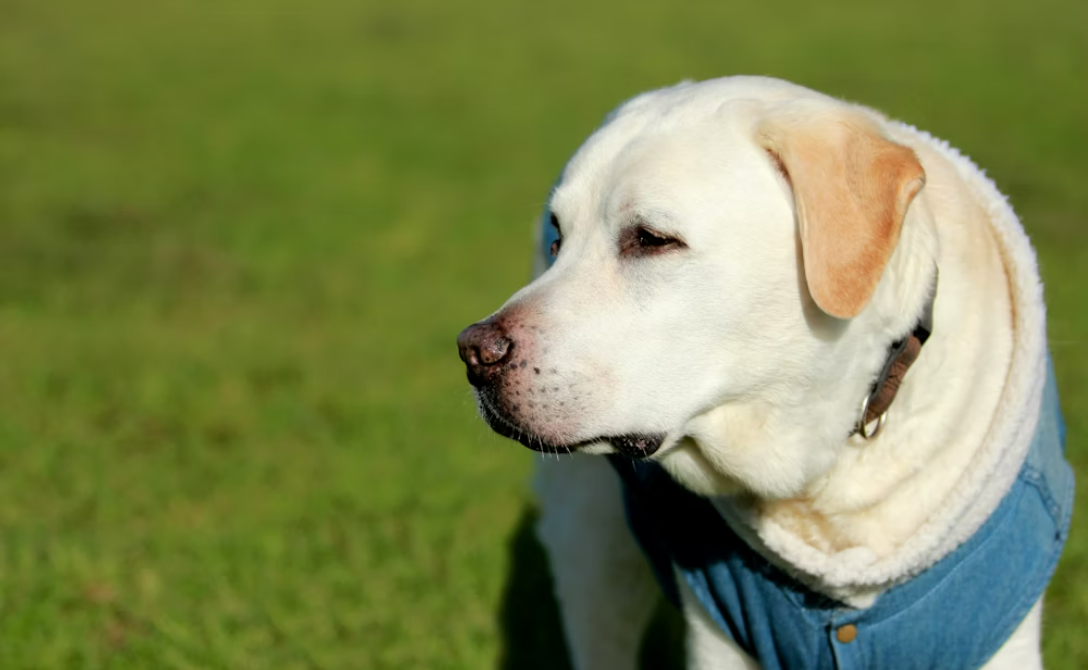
[476,396,665,458]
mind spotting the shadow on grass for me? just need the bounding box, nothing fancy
[497,507,685,670]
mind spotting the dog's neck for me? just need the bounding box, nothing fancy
[762,227,1012,559]
[661,122,1047,601]
[762,130,1015,561]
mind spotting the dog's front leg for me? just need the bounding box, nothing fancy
[677,577,760,670]
[979,598,1043,670]
[535,454,660,670]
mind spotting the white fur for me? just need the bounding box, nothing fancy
[484,76,1049,669]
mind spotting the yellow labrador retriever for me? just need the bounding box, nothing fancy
[457,77,1072,670]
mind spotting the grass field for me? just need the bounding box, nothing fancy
[0,0,1085,667]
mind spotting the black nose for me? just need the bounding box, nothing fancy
[457,321,513,385]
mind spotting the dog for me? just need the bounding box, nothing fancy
[456,76,1072,670]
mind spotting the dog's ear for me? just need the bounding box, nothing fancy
[758,104,926,319]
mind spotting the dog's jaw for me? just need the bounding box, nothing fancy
[475,391,666,457]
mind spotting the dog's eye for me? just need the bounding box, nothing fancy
[548,213,562,257]
[620,225,686,257]
[638,228,673,248]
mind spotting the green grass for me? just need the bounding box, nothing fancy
[0,0,1084,667]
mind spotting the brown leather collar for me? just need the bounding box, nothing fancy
[855,276,937,435]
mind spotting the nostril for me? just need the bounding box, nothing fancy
[457,337,476,365]
[478,335,511,365]
[457,321,515,380]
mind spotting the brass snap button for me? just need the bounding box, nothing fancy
[836,624,858,644]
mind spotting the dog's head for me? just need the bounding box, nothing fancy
[458,77,936,498]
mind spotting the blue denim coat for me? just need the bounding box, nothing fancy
[610,364,1072,670]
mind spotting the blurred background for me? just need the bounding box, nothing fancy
[0,0,1084,667]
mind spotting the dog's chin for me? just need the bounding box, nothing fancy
[476,398,666,458]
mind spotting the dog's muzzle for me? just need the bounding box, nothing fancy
[456,319,665,458]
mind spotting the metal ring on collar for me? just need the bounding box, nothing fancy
[857,393,888,440]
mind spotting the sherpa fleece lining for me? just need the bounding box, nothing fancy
[712,124,1049,592]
